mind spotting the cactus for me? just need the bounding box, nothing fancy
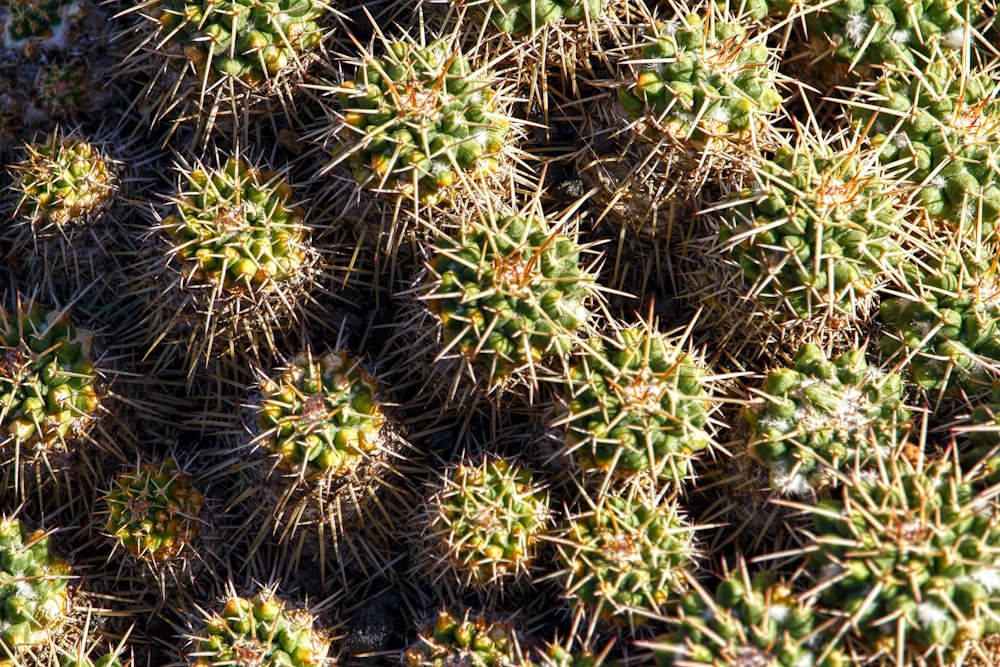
[719,133,909,323]
[647,565,847,667]
[105,458,205,563]
[553,489,697,625]
[419,457,550,588]
[558,325,714,486]
[2,0,89,52]
[405,610,523,667]
[617,12,782,161]
[0,300,101,454]
[422,213,597,386]
[334,37,511,205]
[743,343,913,496]
[799,450,1000,661]
[34,62,89,118]
[188,588,331,667]
[0,517,72,662]
[255,349,386,480]
[457,0,602,33]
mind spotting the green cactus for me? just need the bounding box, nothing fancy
[105,458,205,562]
[34,62,89,118]
[720,135,908,322]
[423,213,596,384]
[10,132,118,231]
[852,53,1000,236]
[0,301,101,452]
[189,588,330,667]
[421,458,550,587]
[880,250,1000,394]
[800,451,1000,661]
[0,517,72,662]
[3,0,88,50]
[458,0,602,33]
[554,490,697,624]
[336,38,510,205]
[648,566,847,667]
[405,610,522,667]
[255,349,386,480]
[743,343,912,496]
[559,325,713,485]
[617,12,782,154]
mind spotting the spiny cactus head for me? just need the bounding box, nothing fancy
[554,489,698,625]
[255,349,386,480]
[422,213,598,386]
[34,62,89,118]
[335,36,511,205]
[10,131,118,231]
[743,343,912,496]
[422,457,551,588]
[560,324,714,486]
[801,450,1000,660]
[647,565,848,667]
[3,0,89,54]
[190,588,330,667]
[405,610,523,667]
[617,11,782,154]
[1,300,101,454]
[105,458,205,563]
[0,517,72,661]
[455,0,603,34]
[162,156,312,293]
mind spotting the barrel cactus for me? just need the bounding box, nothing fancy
[334,37,511,206]
[743,343,913,496]
[405,610,523,667]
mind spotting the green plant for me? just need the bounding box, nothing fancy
[743,343,912,496]
[105,458,205,563]
[255,349,386,480]
[405,610,522,667]
[559,325,713,485]
[3,0,88,51]
[456,0,602,33]
[422,213,597,385]
[335,37,510,205]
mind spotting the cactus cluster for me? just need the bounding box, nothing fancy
[560,326,713,485]
[405,610,522,667]
[255,350,386,480]
[105,458,205,563]
[463,0,603,34]
[335,38,510,205]
[189,589,330,666]
[0,301,100,452]
[0,517,72,662]
[3,0,88,52]
[743,343,912,496]
[421,458,550,588]
[423,214,596,385]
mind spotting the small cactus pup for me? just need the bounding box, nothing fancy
[795,449,1000,663]
[419,212,600,395]
[716,129,910,327]
[880,248,1000,398]
[850,52,1000,239]
[328,34,513,212]
[644,564,847,667]
[557,322,716,488]
[116,0,335,141]
[186,587,332,666]
[551,485,699,628]
[415,457,551,592]
[451,0,602,34]
[104,457,205,572]
[743,343,913,497]
[131,154,320,379]
[0,516,73,664]
[616,8,782,188]
[2,0,90,57]
[0,297,103,461]
[405,609,525,667]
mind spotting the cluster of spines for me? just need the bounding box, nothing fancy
[461,0,603,34]
[405,609,522,667]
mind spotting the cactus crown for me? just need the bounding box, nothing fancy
[255,349,386,480]
[405,610,522,667]
[162,156,311,293]
[423,214,596,384]
[105,458,205,562]
[1,301,100,452]
[561,325,713,485]
[0,517,72,660]
[744,343,912,496]
[424,458,550,587]
[336,37,510,204]
[11,132,118,230]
